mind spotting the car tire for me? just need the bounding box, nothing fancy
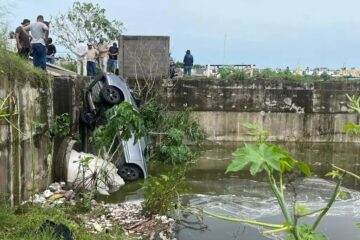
[100,86,124,106]
[118,164,142,181]
[80,110,96,127]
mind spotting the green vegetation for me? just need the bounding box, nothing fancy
[217,67,328,81]
[60,61,77,72]
[0,91,21,133]
[0,47,49,88]
[49,113,71,138]
[140,101,206,164]
[91,102,144,152]
[140,101,205,215]
[52,1,124,52]
[91,100,205,164]
[0,199,126,240]
[180,67,343,82]
[142,167,187,216]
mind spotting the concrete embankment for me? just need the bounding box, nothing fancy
[167,78,360,142]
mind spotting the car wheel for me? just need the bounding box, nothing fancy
[118,164,142,181]
[80,110,96,126]
[100,86,124,106]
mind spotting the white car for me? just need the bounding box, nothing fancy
[81,73,148,181]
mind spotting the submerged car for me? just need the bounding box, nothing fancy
[80,73,147,181]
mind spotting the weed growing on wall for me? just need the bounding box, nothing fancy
[49,113,71,138]
[140,101,206,164]
[0,47,49,89]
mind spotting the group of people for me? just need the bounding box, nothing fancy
[12,16,56,70]
[10,15,192,77]
[74,39,119,77]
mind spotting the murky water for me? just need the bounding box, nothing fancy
[105,142,360,239]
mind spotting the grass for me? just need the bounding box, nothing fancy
[60,61,77,72]
[181,67,347,82]
[0,47,49,89]
[0,197,127,240]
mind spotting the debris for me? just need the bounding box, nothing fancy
[48,193,65,202]
[49,182,62,192]
[43,189,54,199]
[67,150,125,195]
[93,223,103,232]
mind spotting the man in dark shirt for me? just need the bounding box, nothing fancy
[107,42,118,73]
[183,49,194,76]
[15,19,31,58]
[46,37,56,64]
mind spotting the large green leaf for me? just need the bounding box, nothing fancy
[226,143,285,175]
[226,159,249,173]
[298,162,312,177]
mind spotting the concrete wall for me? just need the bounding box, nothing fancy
[167,79,360,142]
[0,76,53,205]
[0,73,85,204]
[119,35,170,80]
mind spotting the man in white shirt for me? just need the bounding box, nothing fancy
[74,40,88,76]
[23,15,49,70]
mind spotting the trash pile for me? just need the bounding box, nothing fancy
[27,182,74,206]
[82,201,176,239]
[24,183,176,240]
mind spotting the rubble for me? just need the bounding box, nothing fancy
[23,183,176,240]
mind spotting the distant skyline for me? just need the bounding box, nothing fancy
[6,0,360,69]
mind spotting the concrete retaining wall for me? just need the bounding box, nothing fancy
[0,76,53,205]
[0,73,85,204]
[167,79,360,142]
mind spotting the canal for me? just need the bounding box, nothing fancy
[105,142,360,239]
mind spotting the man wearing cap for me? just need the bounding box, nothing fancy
[86,43,99,76]
[23,15,49,70]
[15,19,31,58]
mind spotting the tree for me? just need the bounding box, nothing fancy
[51,1,125,54]
[0,0,12,42]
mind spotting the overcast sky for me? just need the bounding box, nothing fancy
[6,0,360,68]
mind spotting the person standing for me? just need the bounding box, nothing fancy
[107,42,118,73]
[46,37,56,64]
[183,49,193,76]
[86,43,98,76]
[74,40,87,76]
[15,19,31,58]
[97,39,108,72]
[23,15,49,70]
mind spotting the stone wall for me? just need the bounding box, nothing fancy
[167,79,360,142]
[118,35,170,80]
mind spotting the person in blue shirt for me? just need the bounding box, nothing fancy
[183,49,193,76]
